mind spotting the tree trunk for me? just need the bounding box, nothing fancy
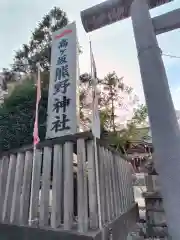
[110,85,115,132]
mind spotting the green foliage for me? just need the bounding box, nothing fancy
[99,72,134,132]
[120,105,148,143]
[0,78,48,151]
[79,72,139,133]
[107,105,148,152]
[12,7,68,73]
[131,104,148,125]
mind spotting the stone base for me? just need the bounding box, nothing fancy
[143,191,169,238]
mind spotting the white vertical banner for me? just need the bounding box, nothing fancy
[90,42,101,139]
[46,22,77,139]
[76,46,80,133]
[89,41,102,230]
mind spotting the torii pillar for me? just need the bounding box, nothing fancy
[81,0,180,238]
[131,1,180,239]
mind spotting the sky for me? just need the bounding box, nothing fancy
[0,0,180,112]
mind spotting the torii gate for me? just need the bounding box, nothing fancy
[81,0,180,239]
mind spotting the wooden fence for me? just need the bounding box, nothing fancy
[0,132,136,235]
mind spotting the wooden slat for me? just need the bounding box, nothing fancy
[109,151,118,218]
[0,159,3,220]
[101,147,110,222]
[63,142,74,230]
[116,156,126,213]
[29,149,42,226]
[0,157,9,221]
[103,148,112,222]
[124,162,130,208]
[113,153,121,216]
[105,149,114,220]
[51,144,63,229]
[109,154,115,219]
[121,160,128,211]
[19,151,33,225]
[98,146,107,225]
[10,153,25,224]
[125,162,132,209]
[77,139,88,232]
[39,147,52,227]
[115,155,123,215]
[125,162,131,209]
[121,160,128,212]
[129,166,135,205]
[87,140,98,229]
[2,154,17,223]
[126,162,135,208]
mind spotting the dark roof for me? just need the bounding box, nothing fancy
[126,142,153,154]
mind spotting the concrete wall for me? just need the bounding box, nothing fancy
[0,204,139,240]
[0,223,94,240]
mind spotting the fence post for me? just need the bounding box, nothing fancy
[39,147,52,227]
[20,151,33,225]
[0,157,9,221]
[77,138,88,232]
[63,142,74,230]
[10,153,25,224]
[51,144,63,229]
[87,140,98,229]
[103,148,112,222]
[2,154,16,223]
[98,146,107,225]
[29,149,42,226]
[105,149,115,220]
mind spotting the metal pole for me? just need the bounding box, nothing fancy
[29,144,36,225]
[29,68,40,225]
[131,0,180,238]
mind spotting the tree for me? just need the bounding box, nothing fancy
[0,68,18,91]
[99,72,135,132]
[0,75,48,151]
[79,72,139,132]
[78,71,148,153]
[79,73,92,129]
[0,71,147,153]
[12,7,68,73]
[102,104,148,153]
